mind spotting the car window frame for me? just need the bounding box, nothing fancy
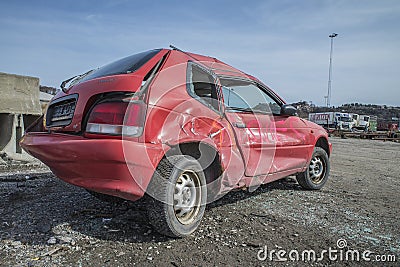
[186,61,224,116]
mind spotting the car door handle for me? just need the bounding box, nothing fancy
[234,122,246,128]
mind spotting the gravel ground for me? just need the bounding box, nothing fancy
[0,137,399,266]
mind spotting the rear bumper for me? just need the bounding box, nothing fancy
[21,132,167,201]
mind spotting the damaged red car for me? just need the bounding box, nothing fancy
[21,47,332,237]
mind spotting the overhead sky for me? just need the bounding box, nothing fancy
[0,0,399,106]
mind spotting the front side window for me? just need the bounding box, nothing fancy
[220,80,281,115]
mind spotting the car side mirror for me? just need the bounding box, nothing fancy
[280,104,297,116]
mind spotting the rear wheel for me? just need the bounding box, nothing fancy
[146,155,207,237]
[296,147,330,190]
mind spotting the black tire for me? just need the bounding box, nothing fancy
[146,155,207,237]
[296,147,330,190]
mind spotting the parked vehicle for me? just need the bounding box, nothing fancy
[368,116,378,132]
[352,114,376,132]
[377,119,399,137]
[21,48,332,237]
[337,113,354,131]
[377,119,399,132]
[308,112,334,128]
[308,112,353,131]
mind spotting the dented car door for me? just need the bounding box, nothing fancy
[220,80,276,176]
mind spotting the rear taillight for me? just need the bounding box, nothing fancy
[86,101,144,137]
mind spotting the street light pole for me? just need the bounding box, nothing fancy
[327,33,338,107]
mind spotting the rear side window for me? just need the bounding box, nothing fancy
[187,63,220,111]
[79,49,161,83]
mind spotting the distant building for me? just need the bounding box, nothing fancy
[40,85,58,95]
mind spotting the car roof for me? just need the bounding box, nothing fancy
[169,49,255,81]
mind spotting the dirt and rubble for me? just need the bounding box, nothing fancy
[0,137,399,266]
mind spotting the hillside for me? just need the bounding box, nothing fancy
[291,101,400,123]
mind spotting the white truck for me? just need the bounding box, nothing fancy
[351,114,377,132]
[308,112,353,131]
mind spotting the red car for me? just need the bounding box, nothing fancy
[21,47,332,237]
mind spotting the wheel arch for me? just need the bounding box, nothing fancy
[165,141,223,184]
[315,137,330,157]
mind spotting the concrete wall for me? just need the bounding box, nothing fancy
[0,72,41,115]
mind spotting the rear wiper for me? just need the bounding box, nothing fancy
[60,75,78,93]
[60,69,95,93]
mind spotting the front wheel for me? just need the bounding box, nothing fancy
[296,147,330,190]
[146,155,207,237]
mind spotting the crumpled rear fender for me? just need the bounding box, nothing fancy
[143,104,245,191]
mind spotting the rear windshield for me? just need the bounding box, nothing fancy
[79,49,161,83]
